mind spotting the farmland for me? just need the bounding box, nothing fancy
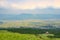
[0,20,60,28]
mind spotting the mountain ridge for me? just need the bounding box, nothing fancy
[0,14,60,20]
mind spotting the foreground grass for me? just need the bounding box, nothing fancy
[0,30,39,40]
[0,30,60,40]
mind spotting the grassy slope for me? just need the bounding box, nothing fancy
[0,30,60,40]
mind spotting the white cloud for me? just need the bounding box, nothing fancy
[0,0,60,9]
[52,0,60,8]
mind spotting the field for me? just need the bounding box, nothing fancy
[0,20,60,40]
[0,20,60,28]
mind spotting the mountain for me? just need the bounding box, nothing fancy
[0,7,60,14]
[0,7,60,20]
[0,14,60,20]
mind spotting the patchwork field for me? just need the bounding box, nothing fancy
[0,20,60,28]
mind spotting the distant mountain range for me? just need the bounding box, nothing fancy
[0,7,60,14]
[0,14,60,20]
[0,7,60,20]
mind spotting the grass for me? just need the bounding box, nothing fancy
[0,30,60,40]
[0,30,41,40]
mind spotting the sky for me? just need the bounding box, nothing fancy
[0,0,60,14]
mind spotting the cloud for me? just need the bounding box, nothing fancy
[0,0,60,14]
[0,7,60,14]
[53,0,60,8]
[0,0,60,9]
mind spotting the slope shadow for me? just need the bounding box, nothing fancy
[0,27,55,34]
[47,28,60,38]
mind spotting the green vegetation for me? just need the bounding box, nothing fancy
[0,20,60,40]
[0,28,60,40]
[0,30,39,40]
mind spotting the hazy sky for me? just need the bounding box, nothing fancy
[0,0,60,9]
[0,0,60,14]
